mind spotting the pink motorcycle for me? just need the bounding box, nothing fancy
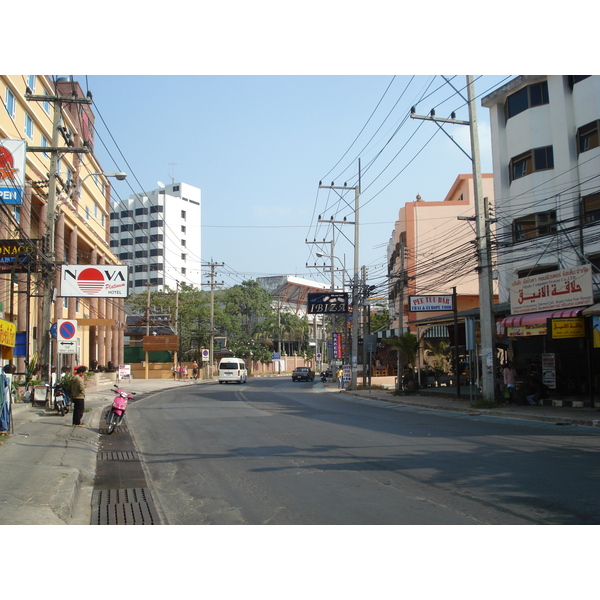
[106,385,136,434]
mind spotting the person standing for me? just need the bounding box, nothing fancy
[71,366,87,427]
[503,361,517,402]
[192,361,199,380]
[336,367,344,390]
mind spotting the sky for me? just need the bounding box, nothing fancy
[78,73,509,291]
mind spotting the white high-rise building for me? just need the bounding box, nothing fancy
[110,182,202,293]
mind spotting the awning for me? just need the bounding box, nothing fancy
[500,307,585,328]
[582,303,600,316]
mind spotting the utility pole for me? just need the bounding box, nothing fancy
[204,261,224,379]
[318,159,360,388]
[410,76,496,403]
[26,90,92,381]
[173,281,180,374]
[145,283,151,380]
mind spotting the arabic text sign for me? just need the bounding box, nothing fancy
[550,318,585,339]
[509,266,593,315]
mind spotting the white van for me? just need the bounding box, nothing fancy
[218,357,248,384]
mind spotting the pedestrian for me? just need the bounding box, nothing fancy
[336,367,344,390]
[503,361,517,402]
[182,364,188,380]
[71,366,87,427]
[192,361,199,380]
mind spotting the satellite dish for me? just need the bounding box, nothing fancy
[157,181,165,188]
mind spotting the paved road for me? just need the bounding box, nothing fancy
[126,377,600,525]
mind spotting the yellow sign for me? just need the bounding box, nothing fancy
[507,323,547,337]
[550,318,585,339]
[0,318,17,348]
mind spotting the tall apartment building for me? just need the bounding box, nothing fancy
[482,75,600,302]
[110,182,202,293]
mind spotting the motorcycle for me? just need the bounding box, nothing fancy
[106,385,136,434]
[45,380,71,416]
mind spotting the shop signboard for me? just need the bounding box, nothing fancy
[60,265,129,298]
[549,318,585,339]
[0,139,26,205]
[542,353,556,389]
[118,364,131,380]
[409,295,453,311]
[0,239,38,273]
[308,292,349,314]
[332,332,343,359]
[509,266,593,315]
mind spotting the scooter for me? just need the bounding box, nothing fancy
[45,381,71,416]
[106,385,136,434]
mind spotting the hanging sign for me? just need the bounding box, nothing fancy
[0,139,26,205]
[409,295,453,311]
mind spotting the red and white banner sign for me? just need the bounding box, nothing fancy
[60,265,129,298]
[509,266,593,315]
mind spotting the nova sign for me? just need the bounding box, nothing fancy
[60,265,129,298]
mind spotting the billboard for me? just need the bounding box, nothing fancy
[60,265,129,298]
[0,139,26,205]
[509,266,593,315]
[409,295,453,311]
[0,239,38,273]
[307,292,349,314]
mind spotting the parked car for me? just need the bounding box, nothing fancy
[292,367,315,382]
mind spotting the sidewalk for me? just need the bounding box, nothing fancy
[0,377,200,525]
[324,376,600,428]
[1,375,599,525]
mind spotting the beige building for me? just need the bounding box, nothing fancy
[387,173,496,334]
[0,75,125,375]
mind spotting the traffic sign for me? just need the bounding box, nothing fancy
[57,319,77,341]
[201,349,210,362]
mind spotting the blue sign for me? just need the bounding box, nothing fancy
[0,187,22,204]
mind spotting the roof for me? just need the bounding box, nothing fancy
[258,275,331,313]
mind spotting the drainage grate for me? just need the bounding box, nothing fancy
[92,487,160,525]
[98,451,138,461]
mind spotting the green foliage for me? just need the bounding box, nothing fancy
[383,332,419,368]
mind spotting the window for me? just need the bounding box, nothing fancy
[509,146,554,182]
[150,205,163,214]
[135,265,148,272]
[181,210,186,220]
[94,203,98,219]
[583,192,600,223]
[6,88,15,118]
[506,81,549,119]
[119,252,133,260]
[110,211,119,220]
[568,75,590,89]
[577,121,600,154]
[181,239,186,247]
[513,210,557,241]
[135,207,149,216]
[121,238,133,246]
[135,236,149,244]
[41,135,50,158]
[181,253,187,261]
[121,210,133,218]
[150,234,163,243]
[135,250,148,258]
[173,185,180,192]
[150,248,163,257]
[517,264,558,279]
[134,222,148,230]
[110,226,119,234]
[85,206,90,220]
[26,75,36,93]
[120,224,133,232]
[150,263,163,272]
[150,219,163,228]
[181,225,186,233]
[181,267,186,275]
[24,114,34,139]
[110,240,119,248]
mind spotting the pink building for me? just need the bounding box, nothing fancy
[387,173,496,334]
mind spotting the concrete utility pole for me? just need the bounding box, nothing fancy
[204,261,224,379]
[26,91,92,380]
[318,159,361,388]
[410,76,496,403]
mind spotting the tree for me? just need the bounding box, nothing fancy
[221,280,272,336]
[383,331,420,369]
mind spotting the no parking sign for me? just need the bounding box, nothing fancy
[57,319,78,355]
[201,348,210,362]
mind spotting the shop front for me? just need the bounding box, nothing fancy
[1,317,17,432]
[502,266,596,406]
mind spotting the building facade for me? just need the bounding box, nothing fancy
[482,75,600,401]
[386,173,496,335]
[1,75,126,375]
[110,182,202,294]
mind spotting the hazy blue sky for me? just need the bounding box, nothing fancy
[81,74,510,290]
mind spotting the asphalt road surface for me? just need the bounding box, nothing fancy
[126,378,600,525]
